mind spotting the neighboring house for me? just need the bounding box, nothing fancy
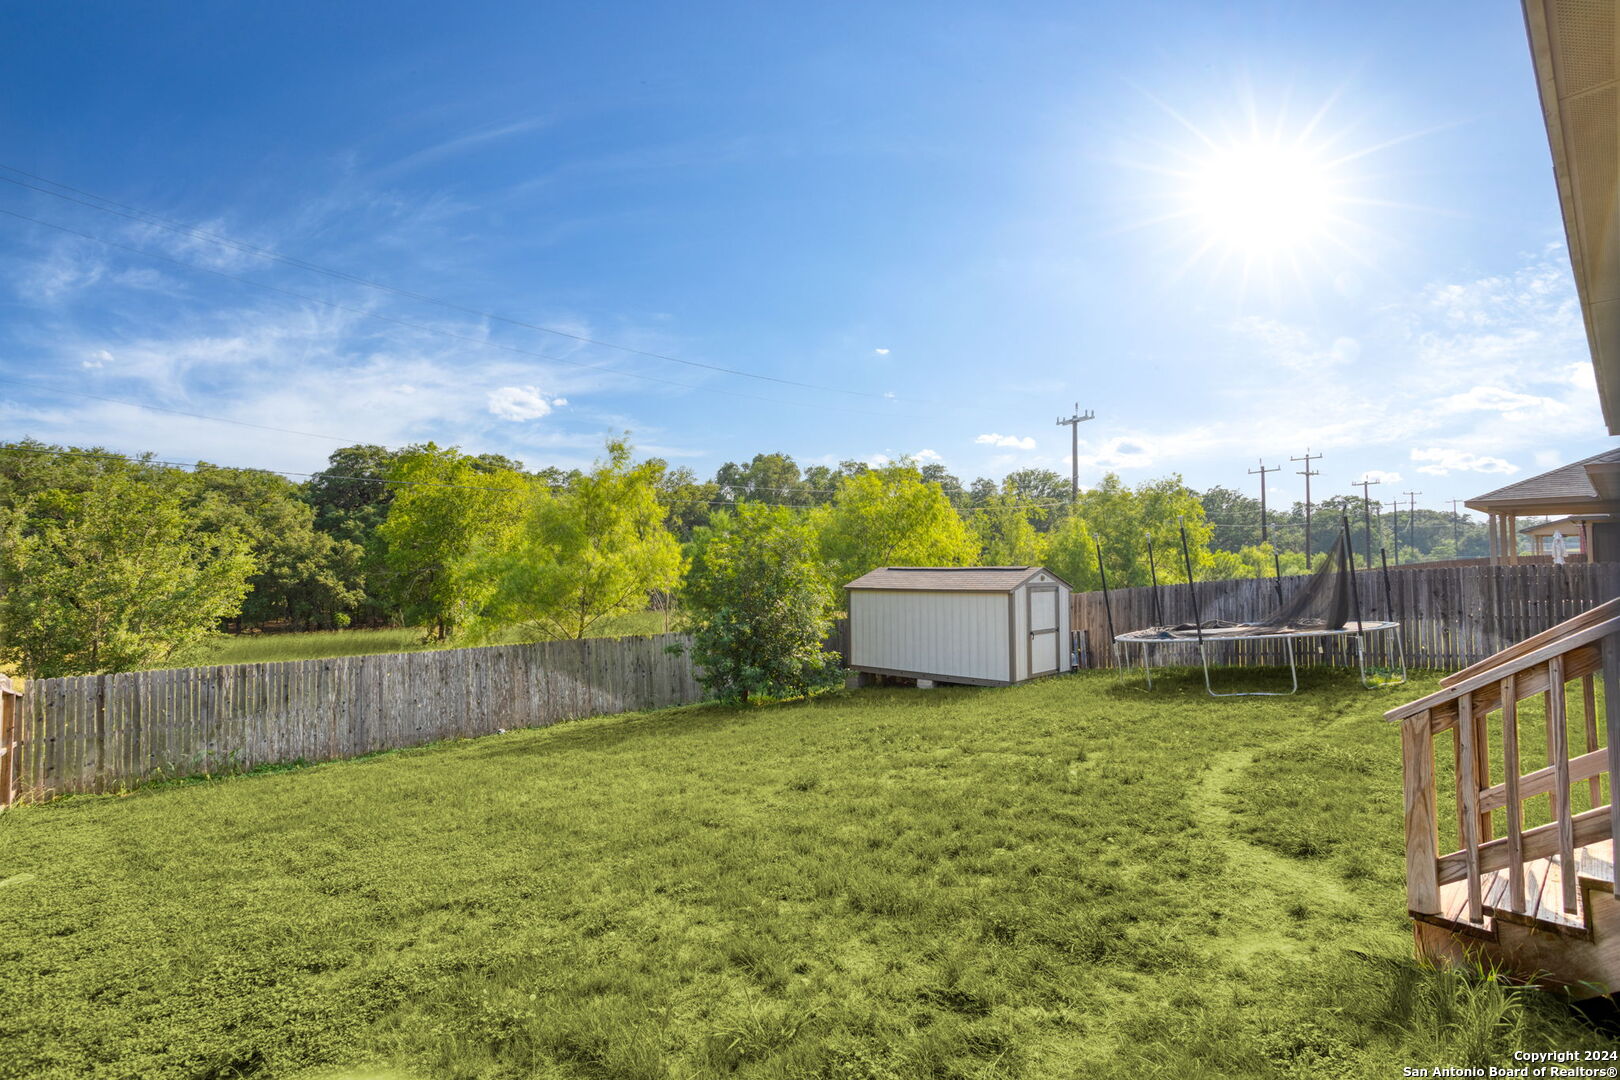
[1520,514,1598,556]
[1467,448,1619,564]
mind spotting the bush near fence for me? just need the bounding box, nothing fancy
[10,632,703,802]
[1070,562,1620,671]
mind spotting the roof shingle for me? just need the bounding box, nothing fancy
[844,566,1065,592]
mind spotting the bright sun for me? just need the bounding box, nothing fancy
[1184,140,1344,257]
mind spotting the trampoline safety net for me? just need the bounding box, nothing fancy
[1145,532,1360,638]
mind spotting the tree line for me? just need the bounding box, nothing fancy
[0,438,1492,687]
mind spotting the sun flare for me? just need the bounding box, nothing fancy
[1183,140,1344,257]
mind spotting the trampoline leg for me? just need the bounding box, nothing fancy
[1357,629,1408,689]
[1391,627,1409,687]
[1141,641,1154,690]
[1199,636,1299,698]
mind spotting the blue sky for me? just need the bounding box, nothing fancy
[0,0,1609,515]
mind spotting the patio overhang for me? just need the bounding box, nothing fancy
[1522,0,1620,434]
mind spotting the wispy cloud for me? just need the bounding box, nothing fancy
[976,432,1036,450]
[372,116,552,180]
[1410,448,1518,476]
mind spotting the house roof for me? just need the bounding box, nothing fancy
[844,566,1068,592]
[1466,447,1620,514]
[1522,0,1620,435]
[1519,515,1603,535]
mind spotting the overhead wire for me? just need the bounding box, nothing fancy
[0,444,1458,522]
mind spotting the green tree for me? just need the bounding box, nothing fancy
[970,491,1048,566]
[714,452,804,507]
[647,460,719,541]
[818,463,978,591]
[1045,474,1214,590]
[1199,485,1264,552]
[0,470,255,676]
[471,439,683,640]
[376,444,528,639]
[187,465,365,630]
[681,503,842,704]
[1000,468,1069,530]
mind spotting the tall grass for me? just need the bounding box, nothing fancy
[164,609,675,669]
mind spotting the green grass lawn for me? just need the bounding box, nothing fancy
[168,610,676,668]
[1,668,1614,1079]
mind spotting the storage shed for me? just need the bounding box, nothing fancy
[844,566,1073,686]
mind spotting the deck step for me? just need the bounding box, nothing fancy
[1430,840,1614,939]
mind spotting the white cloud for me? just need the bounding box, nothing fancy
[873,347,890,356]
[1439,385,1566,421]
[1410,448,1518,476]
[82,349,113,370]
[552,397,568,407]
[976,433,1037,450]
[487,385,566,422]
[867,453,892,466]
[1077,437,1154,470]
[1357,469,1402,484]
[914,448,942,462]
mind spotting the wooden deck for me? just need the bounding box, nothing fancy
[1431,840,1613,937]
[1391,600,1620,996]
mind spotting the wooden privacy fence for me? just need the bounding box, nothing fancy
[10,632,704,803]
[1071,562,1620,671]
[0,674,18,809]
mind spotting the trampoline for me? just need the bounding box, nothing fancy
[1101,516,1408,698]
[1114,619,1406,697]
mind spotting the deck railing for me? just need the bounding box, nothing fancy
[1387,599,1620,925]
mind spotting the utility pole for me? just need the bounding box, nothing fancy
[1291,448,1322,561]
[1055,403,1095,503]
[1389,499,1402,564]
[1447,498,1464,554]
[1351,477,1382,569]
[1248,460,1281,545]
[1403,490,1422,558]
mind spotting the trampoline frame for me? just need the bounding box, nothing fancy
[1112,621,1407,698]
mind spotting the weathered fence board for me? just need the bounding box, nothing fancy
[1071,562,1620,670]
[14,632,704,802]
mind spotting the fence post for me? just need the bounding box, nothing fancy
[0,674,17,809]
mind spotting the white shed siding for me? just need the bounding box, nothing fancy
[849,590,1011,683]
[1011,586,1029,682]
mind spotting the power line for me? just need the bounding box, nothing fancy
[1350,476,1382,570]
[0,163,915,404]
[1247,459,1280,544]
[1055,403,1095,502]
[0,207,922,421]
[0,444,1467,530]
[1290,448,1322,557]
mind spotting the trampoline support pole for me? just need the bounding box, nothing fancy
[1199,635,1298,697]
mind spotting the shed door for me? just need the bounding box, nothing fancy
[1027,585,1061,676]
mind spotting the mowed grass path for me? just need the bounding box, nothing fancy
[1,670,1613,1079]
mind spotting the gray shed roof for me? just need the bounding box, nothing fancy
[1466,447,1620,512]
[844,566,1069,592]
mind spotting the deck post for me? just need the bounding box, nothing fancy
[1605,631,1620,885]
[1402,710,1440,915]
[1502,673,1526,913]
[1456,691,1484,922]
[1547,654,1576,912]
